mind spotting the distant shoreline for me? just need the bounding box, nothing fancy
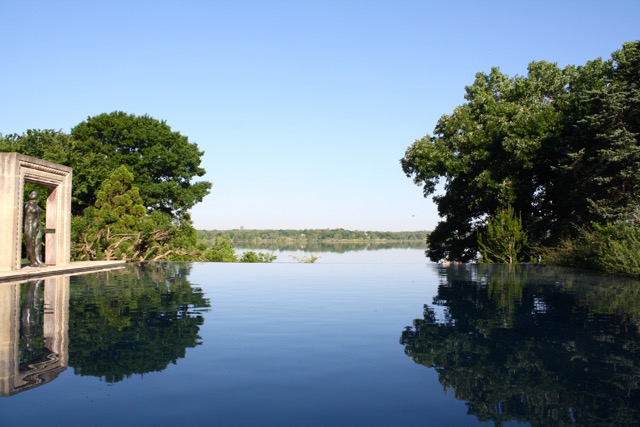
[197,228,430,244]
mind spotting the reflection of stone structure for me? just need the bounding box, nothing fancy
[0,276,69,396]
[0,153,72,271]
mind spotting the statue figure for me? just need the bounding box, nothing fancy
[24,190,45,267]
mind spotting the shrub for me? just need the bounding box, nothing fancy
[544,222,640,278]
[478,206,529,263]
[240,251,277,263]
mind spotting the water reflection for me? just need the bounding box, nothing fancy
[0,263,210,395]
[68,263,210,383]
[234,241,426,252]
[400,264,640,426]
[1,277,68,396]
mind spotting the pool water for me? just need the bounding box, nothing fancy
[1,250,639,426]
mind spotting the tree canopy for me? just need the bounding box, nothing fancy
[1,111,212,218]
[70,112,212,217]
[401,41,640,263]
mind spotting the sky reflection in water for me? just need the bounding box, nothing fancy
[1,250,640,426]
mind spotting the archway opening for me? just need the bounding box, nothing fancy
[0,153,72,271]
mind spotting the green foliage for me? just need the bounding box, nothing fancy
[239,251,277,263]
[72,165,143,261]
[596,223,640,278]
[1,112,211,218]
[478,206,529,263]
[402,62,567,261]
[402,40,640,272]
[0,129,72,165]
[94,165,146,228]
[69,112,212,218]
[546,220,640,278]
[72,166,203,262]
[539,230,597,270]
[577,42,640,222]
[201,237,239,262]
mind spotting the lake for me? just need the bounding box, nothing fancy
[1,248,639,426]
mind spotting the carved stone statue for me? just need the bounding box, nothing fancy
[24,190,45,267]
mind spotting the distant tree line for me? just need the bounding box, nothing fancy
[197,229,429,246]
[401,41,640,276]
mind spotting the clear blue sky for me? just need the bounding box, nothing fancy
[1,1,638,231]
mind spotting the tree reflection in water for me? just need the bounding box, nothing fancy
[400,264,640,426]
[68,262,210,383]
[233,241,426,253]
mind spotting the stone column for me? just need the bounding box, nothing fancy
[0,154,23,272]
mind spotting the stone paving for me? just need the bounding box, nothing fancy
[0,261,127,283]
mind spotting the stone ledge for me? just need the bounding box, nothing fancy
[0,261,127,283]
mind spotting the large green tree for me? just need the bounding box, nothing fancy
[70,111,212,217]
[402,62,568,261]
[402,41,640,263]
[571,42,640,222]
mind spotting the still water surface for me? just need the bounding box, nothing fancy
[1,249,639,426]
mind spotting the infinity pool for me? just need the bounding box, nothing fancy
[1,250,639,426]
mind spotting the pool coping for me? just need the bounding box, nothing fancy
[0,261,127,283]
